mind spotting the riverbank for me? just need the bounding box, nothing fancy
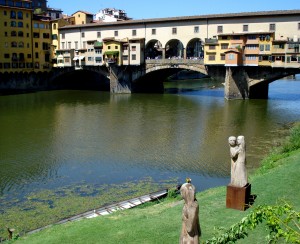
[9,123,300,243]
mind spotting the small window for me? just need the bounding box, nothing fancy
[152,29,156,35]
[270,23,275,31]
[172,27,177,34]
[18,22,23,27]
[209,55,215,61]
[248,35,256,40]
[114,30,118,36]
[132,30,136,36]
[221,44,228,49]
[265,44,270,51]
[194,26,199,33]
[81,32,85,38]
[217,26,223,33]
[209,45,216,50]
[62,33,65,39]
[97,31,101,38]
[132,46,136,51]
[17,11,23,19]
[132,54,136,60]
[115,46,118,50]
[228,54,235,60]
[10,11,16,19]
[243,25,248,32]
[259,45,264,51]
[35,42,38,48]
[53,24,57,30]
[298,23,300,30]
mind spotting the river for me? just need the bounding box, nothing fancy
[0,75,300,234]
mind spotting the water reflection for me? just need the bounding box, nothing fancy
[0,77,300,200]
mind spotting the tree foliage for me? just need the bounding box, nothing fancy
[205,203,300,243]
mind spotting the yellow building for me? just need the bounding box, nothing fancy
[72,10,93,25]
[0,0,33,72]
[203,38,219,65]
[50,17,73,67]
[32,15,52,70]
[204,32,274,67]
[103,38,122,65]
[258,33,274,66]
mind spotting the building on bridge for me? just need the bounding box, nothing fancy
[204,31,300,68]
[56,9,300,68]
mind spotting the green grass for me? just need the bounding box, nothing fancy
[7,124,300,243]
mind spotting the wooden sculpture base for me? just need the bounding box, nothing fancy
[226,183,251,211]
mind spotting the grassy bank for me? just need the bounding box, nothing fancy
[8,123,300,243]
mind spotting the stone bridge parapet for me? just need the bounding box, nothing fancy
[145,59,207,75]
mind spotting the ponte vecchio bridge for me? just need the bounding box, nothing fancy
[52,9,300,99]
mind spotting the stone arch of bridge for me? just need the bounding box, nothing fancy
[50,67,110,90]
[145,63,208,76]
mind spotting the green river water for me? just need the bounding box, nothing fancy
[0,76,300,236]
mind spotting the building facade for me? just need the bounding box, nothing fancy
[0,0,34,71]
[58,10,300,68]
[32,15,51,70]
[94,8,131,22]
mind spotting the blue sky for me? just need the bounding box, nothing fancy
[48,0,299,19]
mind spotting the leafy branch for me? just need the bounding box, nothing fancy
[205,203,300,243]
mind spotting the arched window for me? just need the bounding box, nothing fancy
[11,41,17,47]
[10,21,16,27]
[10,11,16,19]
[18,31,23,37]
[11,31,17,36]
[18,42,24,48]
[12,53,18,61]
[17,11,23,19]
[18,22,23,27]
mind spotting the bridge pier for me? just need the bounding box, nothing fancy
[224,67,250,99]
[109,65,132,93]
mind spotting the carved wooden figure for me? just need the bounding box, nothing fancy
[180,182,201,244]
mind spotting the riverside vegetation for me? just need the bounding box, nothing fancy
[5,123,300,243]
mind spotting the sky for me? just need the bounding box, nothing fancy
[48,0,300,19]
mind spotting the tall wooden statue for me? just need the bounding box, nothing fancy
[226,135,251,211]
[180,182,201,243]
